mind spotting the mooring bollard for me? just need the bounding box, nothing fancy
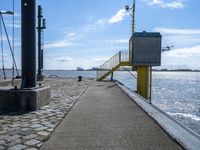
[78,76,82,82]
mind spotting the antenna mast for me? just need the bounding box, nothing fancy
[132,0,135,34]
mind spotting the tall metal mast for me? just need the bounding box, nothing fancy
[37,5,46,81]
[21,0,36,88]
[132,0,135,34]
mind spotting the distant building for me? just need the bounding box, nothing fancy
[89,67,98,71]
[77,67,84,71]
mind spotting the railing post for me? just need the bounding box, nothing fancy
[119,51,121,63]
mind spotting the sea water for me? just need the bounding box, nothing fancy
[114,71,200,135]
[1,70,200,135]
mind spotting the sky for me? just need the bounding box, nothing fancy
[0,0,200,70]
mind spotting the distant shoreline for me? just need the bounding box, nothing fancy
[1,69,200,72]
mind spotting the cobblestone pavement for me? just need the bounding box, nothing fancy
[0,77,93,150]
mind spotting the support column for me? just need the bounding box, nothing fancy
[137,66,150,99]
[37,5,42,80]
[21,0,36,88]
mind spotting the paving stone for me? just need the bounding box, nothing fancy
[36,142,43,148]
[45,123,56,128]
[20,128,31,132]
[18,130,33,136]
[34,126,48,131]
[36,135,49,142]
[30,124,43,128]
[23,134,38,140]
[37,131,50,137]
[0,140,5,145]
[40,121,51,125]
[0,130,6,135]
[6,135,21,142]
[7,127,20,132]
[25,148,38,150]
[7,139,22,147]
[0,135,9,140]
[46,128,54,132]
[9,144,27,150]
[20,124,30,128]
[24,139,41,146]
[0,78,92,148]
[9,124,21,128]
[30,119,39,122]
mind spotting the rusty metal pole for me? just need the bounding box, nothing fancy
[21,0,36,88]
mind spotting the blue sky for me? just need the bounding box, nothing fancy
[1,0,200,70]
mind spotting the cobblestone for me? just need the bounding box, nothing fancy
[0,77,93,149]
[9,144,27,150]
[0,140,5,145]
[24,139,41,146]
[23,134,38,140]
[37,131,50,137]
[26,148,38,150]
[0,146,5,150]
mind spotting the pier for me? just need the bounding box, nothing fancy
[41,80,182,150]
[1,0,200,149]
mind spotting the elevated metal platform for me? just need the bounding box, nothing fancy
[97,51,131,81]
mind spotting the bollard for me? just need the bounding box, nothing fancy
[78,76,82,82]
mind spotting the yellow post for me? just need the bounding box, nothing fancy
[137,66,150,99]
[129,0,151,100]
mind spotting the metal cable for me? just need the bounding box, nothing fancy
[0,13,19,76]
[122,66,137,79]
[0,15,6,79]
[12,0,15,84]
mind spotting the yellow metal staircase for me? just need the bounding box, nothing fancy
[97,51,131,81]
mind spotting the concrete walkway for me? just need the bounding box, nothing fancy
[41,81,182,150]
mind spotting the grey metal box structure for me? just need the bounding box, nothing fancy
[129,32,162,66]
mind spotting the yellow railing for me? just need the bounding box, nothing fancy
[97,51,130,81]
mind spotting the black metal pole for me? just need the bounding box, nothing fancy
[37,5,42,80]
[21,0,36,88]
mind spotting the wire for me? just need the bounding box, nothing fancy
[12,0,15,84]
[122,66,137,79]
[0,13,19,77]
[0,15,6,80]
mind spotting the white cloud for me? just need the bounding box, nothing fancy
[54,56,73,62]
[67,32,76,38]
[154,27,200,35]
[165,45,200,58]
[159,45,200,70]
[45,56,109,70]
[7,23,21,28]
[152,27,200,69]
[104,37,129,46]
[92,57,109,63]
[114,38,129,44]
[97,19,106,25]
[153,27,200,47]
[45,40,74,48]
[108,9,128,24]
[142,0,185,9]
[83,25,97,32]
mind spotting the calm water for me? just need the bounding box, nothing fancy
[1,70,200,135]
